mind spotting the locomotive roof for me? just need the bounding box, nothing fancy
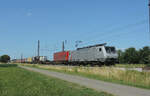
[77,43,107,50]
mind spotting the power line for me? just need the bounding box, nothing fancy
[81,19,147,46]
[100,28,146,45]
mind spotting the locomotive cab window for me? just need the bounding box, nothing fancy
[105,46,116,53]
[99,48,102,52]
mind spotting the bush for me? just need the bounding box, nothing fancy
[118,46,150,64]
[0,55,10,63]
[146,64,150,67]
[0,64,18,67]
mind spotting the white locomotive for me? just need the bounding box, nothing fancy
[69,43,118,65]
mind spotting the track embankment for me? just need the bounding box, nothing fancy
[19,66,150,96]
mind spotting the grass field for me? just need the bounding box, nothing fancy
[0,65,113,96]
[115,64,146,68]
[22,64,150,89]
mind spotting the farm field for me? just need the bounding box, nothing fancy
[0,64,113,96]
[22,64,150,89]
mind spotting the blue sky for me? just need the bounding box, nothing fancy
[0,0,149,59]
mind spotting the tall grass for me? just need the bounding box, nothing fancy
[0,67,112,96]
[23,64,150,89]
[115,64,146,68]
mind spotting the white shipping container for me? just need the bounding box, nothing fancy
[39,56,47,62]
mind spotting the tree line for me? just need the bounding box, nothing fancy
[0,55,10,63]
[118,46,150,64]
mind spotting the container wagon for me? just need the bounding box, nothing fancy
[53,51,70,64]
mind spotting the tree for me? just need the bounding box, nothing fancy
[123,48,139,64]
[138,46,150,64]
[117,50,125,64]
[117,46,150,64]
[0,55,10,63]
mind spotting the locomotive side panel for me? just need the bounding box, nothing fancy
[71,47,95,61]
[94,46,107,62]
[70,46,106,62]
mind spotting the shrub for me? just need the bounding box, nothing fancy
[146,64,150,67]
[0,64,18,67]
[0,55,10,63]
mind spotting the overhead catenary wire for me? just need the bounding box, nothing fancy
[100,27,146,45]
[80,19,147,47]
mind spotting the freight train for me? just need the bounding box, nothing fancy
[12,43,118,66]
[53,43,118,66]
[12,56,47,64]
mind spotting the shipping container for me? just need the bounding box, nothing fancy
[39,56,47,62]
[22,59,25,63]
[25,58,28,62]
[27,57,32,62]
[16,59,21,63]
[54,51,70,61]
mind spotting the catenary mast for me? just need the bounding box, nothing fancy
[148,0,150,36]
[62,41,65,52]
[38,40,40,61]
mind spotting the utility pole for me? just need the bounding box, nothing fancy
[62,41,65,52]
[148,0,150,33]
[38,40,40,61]
[21,53,23,63]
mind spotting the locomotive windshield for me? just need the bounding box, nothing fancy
[105,46,116,53]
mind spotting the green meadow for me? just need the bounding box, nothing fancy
[0,64,112,96]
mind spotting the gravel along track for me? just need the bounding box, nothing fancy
[19,66,150,96]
